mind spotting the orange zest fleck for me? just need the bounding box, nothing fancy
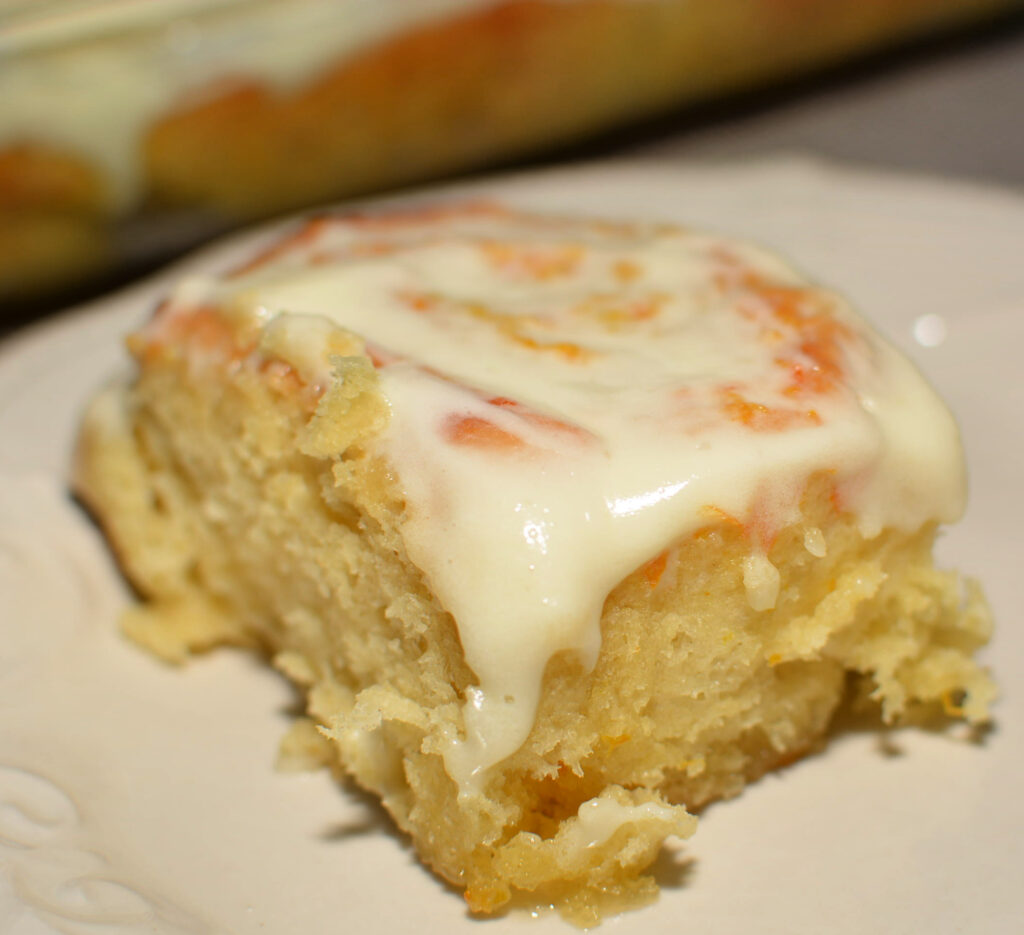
[229,203,511,277]
[481,241,583,280]
[720,388,822,432]
[613,259,641,282]
[405,294,596,364]
[509,333,590,361]
[442,414,528,452]
[702,492,781,552]
[486,396,597,446]
[711,262,855,404]
[141,304,257,364]
[626,298,662,322]
[228,216,333,276]
[643,551,669,589]
[571,292,665,330]
[702,504,744,528]
[601,734,631,751]
[396,290,439,313]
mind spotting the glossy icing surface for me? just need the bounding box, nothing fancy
[149,203,965,791]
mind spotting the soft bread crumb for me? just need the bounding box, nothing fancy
[73,303,995,923]
[277,717,336,772]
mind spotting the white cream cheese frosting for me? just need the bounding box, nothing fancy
[148,203,966,793]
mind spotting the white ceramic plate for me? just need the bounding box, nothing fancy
[1,157,1022,935]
